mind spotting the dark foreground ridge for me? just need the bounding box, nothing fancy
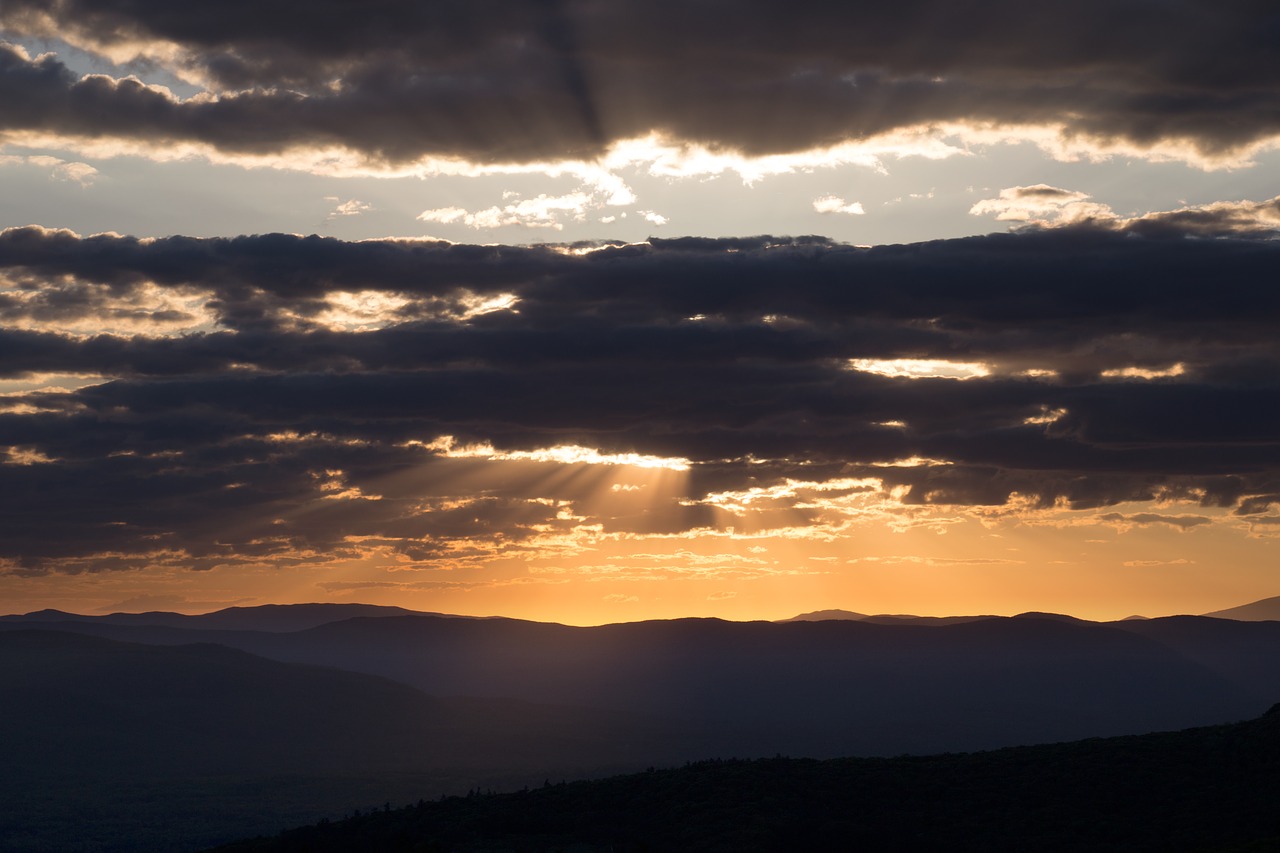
[212,705,1280,853]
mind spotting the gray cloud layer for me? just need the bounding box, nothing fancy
[1,222,1278,572]
[4,1,1280,162]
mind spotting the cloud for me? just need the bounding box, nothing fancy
[849,555,1023,567]
[1,219,1279,573]
[50,159,98,186]
[326,199,372,219]
[813,196,865,216]
[1098,513,1213,532]
[0,152,99,186]
[1120,198,1280,239]
[973,187,1280,238]
[3,3,1280,167]
[418,192,594,230]
[970,185,1111,224]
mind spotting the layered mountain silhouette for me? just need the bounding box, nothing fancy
[3,606,1277,756]
[1,602,425,632]
[0,629,710,776]
[3,597,1280,851]
[0,630,715,852]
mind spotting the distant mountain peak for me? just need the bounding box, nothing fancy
[0,608,84,622]
[777,609,867,622]
[1012,611,1090,623]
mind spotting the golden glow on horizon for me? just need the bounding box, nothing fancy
[4,496,1273,625]
[2,419,1276,625]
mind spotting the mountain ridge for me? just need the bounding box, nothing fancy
[7,591,1280,630]
[5,609,1270,758]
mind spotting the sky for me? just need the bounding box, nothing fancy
[1,1,1279,623]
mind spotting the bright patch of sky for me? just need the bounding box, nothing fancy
[4,134,1279,245]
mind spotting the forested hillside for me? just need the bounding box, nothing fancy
[213,704,1280,852]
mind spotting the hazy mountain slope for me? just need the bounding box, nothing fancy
[211,705,1280,853]
[0,617,295,654]
[1203,594,1280,621]
[2,610,1270,757]
[1110,615,1280,694]
[0,630,722,853]
[171,612,1268,756]
[3,608,1272,756]
[0,629,663,775]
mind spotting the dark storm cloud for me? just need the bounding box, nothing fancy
[0,41,602,163]
[1,224,1279,571]
[3,1,1280,162]
[1119,198,1280,239]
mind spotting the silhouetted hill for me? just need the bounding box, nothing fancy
[0,602,428,632]
[54,612,1258,757]
[209,705,1280,852]
[2,612,1272,757]
[777,608,867,621]
[778,609,994,626]
[1012,610,1091,623]
[0,630,720,852]
[311,614,1275,753]
[1203,594,1280,621]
